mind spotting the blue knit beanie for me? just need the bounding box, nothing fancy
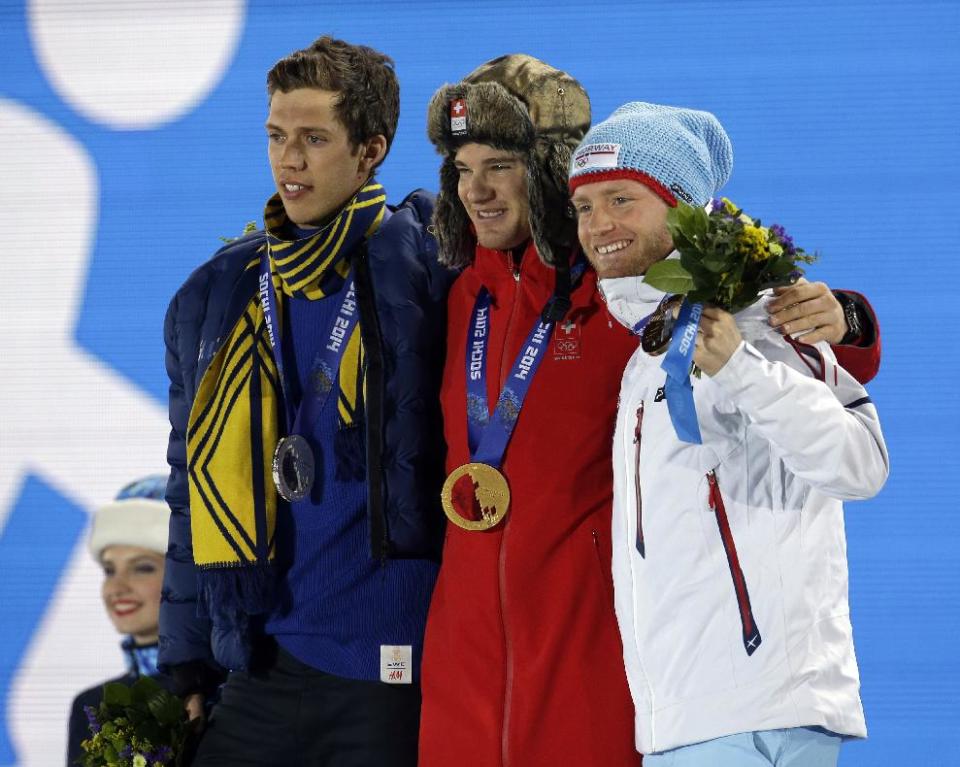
[568,102,733,207]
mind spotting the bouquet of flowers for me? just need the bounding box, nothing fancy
[641,198,818,445]
[644,197,816,313]
[80,677,188,767]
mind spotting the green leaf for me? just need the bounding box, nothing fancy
[765,257,796,278]
[643,260,695,294]
[689,203,710,243]
[103,683,132,707]
[672,233,698,258]
[699,255,728,274]
[677,248,710,277]
[665,204,684,231]
[131,676,163,701]
[151,691,187,727]
[219,220,259,244]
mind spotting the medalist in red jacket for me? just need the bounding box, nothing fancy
[419,241,641,767]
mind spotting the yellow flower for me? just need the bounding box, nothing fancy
[737,225,769,262]
[133,754,148,767]
[720,197,738,215]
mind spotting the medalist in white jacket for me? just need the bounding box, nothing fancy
[602,271,889,755]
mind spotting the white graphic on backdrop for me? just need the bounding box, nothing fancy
[0,97,169,767]
[28,0,245,129]
[1,3,246,764]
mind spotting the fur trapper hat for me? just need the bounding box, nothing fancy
[427,54,591,268]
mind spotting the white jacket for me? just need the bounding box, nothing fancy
[601,273,889,755]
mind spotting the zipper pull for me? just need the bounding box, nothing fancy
[633,402,645,443]
[707,470,719,511]
[634,401,645,558]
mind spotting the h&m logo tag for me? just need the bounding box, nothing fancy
[380,645,412,685]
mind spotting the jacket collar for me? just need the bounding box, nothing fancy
[598,251,678,332]
[472,239,576,298]
[599,250,775,342]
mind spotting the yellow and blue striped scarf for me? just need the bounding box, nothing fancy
[186,182,386,616]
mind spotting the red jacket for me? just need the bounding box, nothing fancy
[419,241,641,767]
[419,242,882,767]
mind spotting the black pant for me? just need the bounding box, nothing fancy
[191,640,421,766]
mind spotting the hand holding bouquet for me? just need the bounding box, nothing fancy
[80,677,188,767]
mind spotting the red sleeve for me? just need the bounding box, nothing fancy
[830,290,881,385]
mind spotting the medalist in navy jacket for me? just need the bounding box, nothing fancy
[158,191,454,690]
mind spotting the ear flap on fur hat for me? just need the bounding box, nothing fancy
[533,138,579,262]
[426,54,590,268]
[433,157,476,269]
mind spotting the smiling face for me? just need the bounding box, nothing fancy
[454,142,531,251]
[266,88,386,228]
[572,178,675,278]
[100,545,165,645]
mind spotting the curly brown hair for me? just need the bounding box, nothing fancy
[267,36,399,166]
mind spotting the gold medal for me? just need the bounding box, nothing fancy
[440,462,510,531]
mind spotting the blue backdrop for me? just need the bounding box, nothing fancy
[1,1,957,764]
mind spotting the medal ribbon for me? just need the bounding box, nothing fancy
[259,248,361,434]
[465,260,586,465]
[660,299,703,444]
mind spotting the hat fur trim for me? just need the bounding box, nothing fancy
[88,498,170,560]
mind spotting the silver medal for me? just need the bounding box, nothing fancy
[272,435,315,502]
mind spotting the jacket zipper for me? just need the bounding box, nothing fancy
[498,254,524,389]
[352,244,390,562]
[499,521,513,767]
[498,252,523,767]
[633,402,645,557]
[623,402,656,749]
[707,470,762,656]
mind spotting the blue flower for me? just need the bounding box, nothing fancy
[83,705,101,734]
[769,223,795,254]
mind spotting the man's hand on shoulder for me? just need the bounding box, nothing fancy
[765,278,846,345]
[695,307,742,377]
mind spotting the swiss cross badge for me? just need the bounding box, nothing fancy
[553,319,582,361]
[450,97,468,136]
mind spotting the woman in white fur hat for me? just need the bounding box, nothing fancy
[66,475,172,766]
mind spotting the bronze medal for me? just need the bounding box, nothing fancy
[641,297,681,356]
[440,462,510,531]
[272,435,315,502]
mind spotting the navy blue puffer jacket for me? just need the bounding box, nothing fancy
[158,191,454,676]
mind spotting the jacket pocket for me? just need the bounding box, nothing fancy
[706,470,763,657]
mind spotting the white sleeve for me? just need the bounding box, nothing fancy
[709,332,889,501]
